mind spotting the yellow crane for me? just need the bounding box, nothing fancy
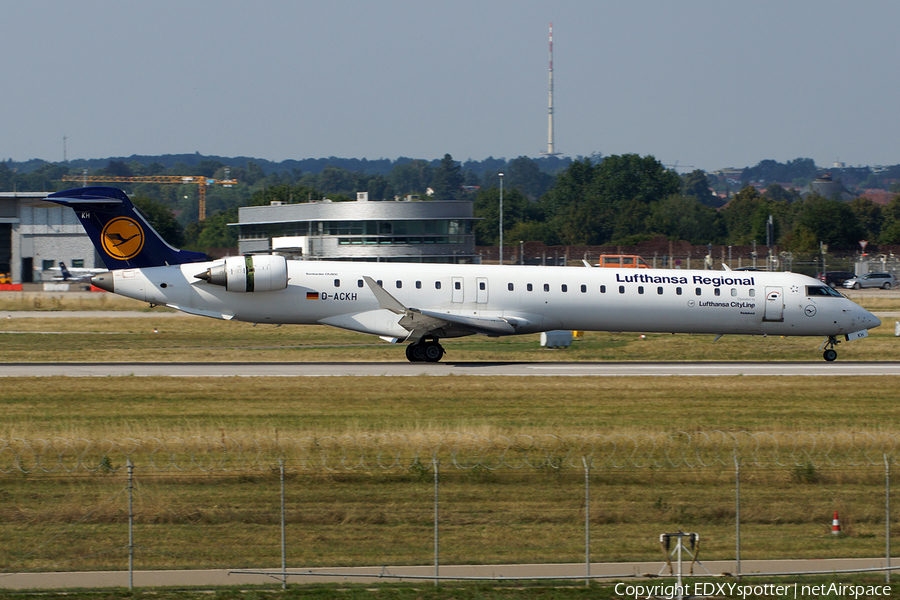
[60,174,238,220]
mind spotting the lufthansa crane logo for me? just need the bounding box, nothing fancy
[101,217,144,260]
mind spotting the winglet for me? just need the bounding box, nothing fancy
[362,276,407,314]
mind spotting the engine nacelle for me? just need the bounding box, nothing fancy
[196,255,288,292]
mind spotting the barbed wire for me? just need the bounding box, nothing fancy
[2,431,899,474]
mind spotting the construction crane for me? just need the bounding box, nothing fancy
[60,174,238,220]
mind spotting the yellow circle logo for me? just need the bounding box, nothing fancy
[101,217,145,260]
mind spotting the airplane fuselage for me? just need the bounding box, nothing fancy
[93,260,880,342]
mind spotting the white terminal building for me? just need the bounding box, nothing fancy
[233,192,481,263]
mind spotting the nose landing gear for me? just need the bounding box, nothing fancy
[405,338,445,362]
[822,335,840,362]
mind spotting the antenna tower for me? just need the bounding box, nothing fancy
[541,23,561,156]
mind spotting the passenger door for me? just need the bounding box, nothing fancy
[476,277,488,304]
[763,286,784,322]
[452,277,464,303]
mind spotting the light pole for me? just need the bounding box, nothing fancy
[498,173,504,265]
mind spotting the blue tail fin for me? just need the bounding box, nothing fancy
[59,262,72,280]
[46,187,207,269]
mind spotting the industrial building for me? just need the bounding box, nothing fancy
[0,192,104,284]
[233,193,480,263]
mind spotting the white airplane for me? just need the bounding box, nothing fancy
[50,261,107,282]
[46,187,881,362]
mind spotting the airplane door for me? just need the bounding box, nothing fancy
[476,277,488,304]
[452,277,464,303]
[764,286,784,322]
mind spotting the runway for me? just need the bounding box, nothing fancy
[1,360,899,377]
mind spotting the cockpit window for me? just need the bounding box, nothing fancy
[807,285,843,297]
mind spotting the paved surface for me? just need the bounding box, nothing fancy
[0,558,894,590]
[0,361,899,377]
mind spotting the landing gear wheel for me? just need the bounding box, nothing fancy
[406,343,426,362]
[423,342,445,363]
[821,335,840,362]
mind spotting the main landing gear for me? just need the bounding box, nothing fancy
[822,335,840,362]
[405,338,445,363]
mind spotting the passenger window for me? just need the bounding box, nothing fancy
[695,288,702,296]
[416,281,422,289]
[731,288,737,296]
[600,285,606,293]
[561,284,568,292]
[657,287,664,295]
[479,281,486,290]
[454,281,461,290]
[543,283,550,292]
[358,279,364,288]
[638,286,644,294]
[581,284,587,293]
[435,281,441,290]
[676,287,682,295]
[396,280,402,289]
[508,283,514,291]
[527,283,533,291]
[714,288,721,297]
[749,289,755,297]
[334,279,340,287]
[619,285,625,294]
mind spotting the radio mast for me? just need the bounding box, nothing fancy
[541,23,561,156]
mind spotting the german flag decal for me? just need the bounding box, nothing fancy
[306,292,319,300]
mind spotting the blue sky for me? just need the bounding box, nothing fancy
[3,1,899,172]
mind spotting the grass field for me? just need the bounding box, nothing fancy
[2,291,900,595]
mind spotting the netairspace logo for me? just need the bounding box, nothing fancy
[614,582,892,599]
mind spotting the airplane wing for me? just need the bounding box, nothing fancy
[362,276,516,340]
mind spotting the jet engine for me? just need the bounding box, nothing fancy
[195,255,288,292]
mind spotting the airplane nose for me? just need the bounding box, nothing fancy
[865,310,881,329]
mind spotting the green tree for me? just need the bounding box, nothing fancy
[788,194,865,252]
[879,195,900,244]
[507,156,555,199]
[849,197,883,241]
[473,186,535,246]
[318,165,356,196]
[388,160,433,196]
[590,154,681,243]
[183,207,238,251]
[647,195,724,244]
[132,195,185,247]
[430,154,464,200]
[681,169,719,207]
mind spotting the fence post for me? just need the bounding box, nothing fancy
[433,455,439,588]
[583,456,591,587]
[127,459,134,590]
[734,452,741,580]
[886,454,891,585]
[280,458,287,590]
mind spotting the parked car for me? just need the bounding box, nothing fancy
[817,271,856,288]
[843,272,897,290]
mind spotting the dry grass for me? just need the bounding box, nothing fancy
[1,313,899,363]
[1,376,899,440]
